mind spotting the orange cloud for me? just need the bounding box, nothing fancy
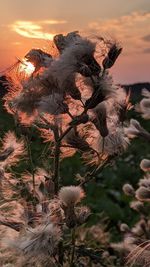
[41,20,67,25]
[11,20,67,40]
[88,12,150,55]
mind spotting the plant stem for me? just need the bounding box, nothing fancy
[70,227,76,267]
[58,240,64,265]
[80,157,112,187]
[25,137,35,192]
[53,140,61,194]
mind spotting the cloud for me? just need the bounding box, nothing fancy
[41,20,67,25]
[142,34,150,42]
[11,20,67,40]
[88,11,150,54]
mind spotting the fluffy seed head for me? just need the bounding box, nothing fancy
[10,223,61,257]
[102,42,122,69]
[120,223,129,232]
[136,187,150,201]
[0,131,26,167]
[76,206,91,225]
[58,186,85,206]
[140,159,150,172]
[122,183,135,196]
[130,200,144,213]
[124,119,142,138]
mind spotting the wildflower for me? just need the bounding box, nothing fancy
[139,98,150,120]
[137,89,150,120]
[102,42,122,69]
[130,200,145,213]
[98,128,129,156]
[66,130,91,152]
[125,119,150,141]
[0,131,26,167]
[0,147,14,161]
[84,72,114,109]
[11,223,61,257]
[124,119,142,138]
[120,223,129,232]
[138,174,150,188]
[58,186,85,207]
[54,31,81,52]
[48,198,64,223]
[92,102,109,137]
[76,206,91,225]
[25,48,53,72]
[136,186,150,201]
[140,159,150,172]
[38,93,68,115]
[122,183,135,196]
[117,89,132,123]
[131,220,146,236]
[58,186,85,228]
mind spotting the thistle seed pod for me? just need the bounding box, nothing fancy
[136,186,150,201]
[140,159,150,172]
[102,43,122,69]
[93,103,109,137]
[120,223,129,232]
[122,183,135,196]
[66,130,91,152]
[58,186,85,207]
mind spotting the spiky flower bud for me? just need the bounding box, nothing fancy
[140,159,150,172]
[122,183,135,196]
[136,186,150,201]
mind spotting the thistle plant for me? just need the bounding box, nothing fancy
[112,90,150,267]
[0,30,144,266]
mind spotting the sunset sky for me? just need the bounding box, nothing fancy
[0,0,150,84]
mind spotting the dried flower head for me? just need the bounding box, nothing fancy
[124,119,142,138]
[76,206,91,225]
[58,186,85,206]
[140,159,150,172]
[136,186,150,201]
[10,223,61,257]
[122,183,135,196]
[102,42,122,69]
[130,200,145,213]
[136,89,150,119]
[0,131,26,167]
[120,223,129,232]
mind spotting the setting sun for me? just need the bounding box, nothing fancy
[20,59,35,75]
